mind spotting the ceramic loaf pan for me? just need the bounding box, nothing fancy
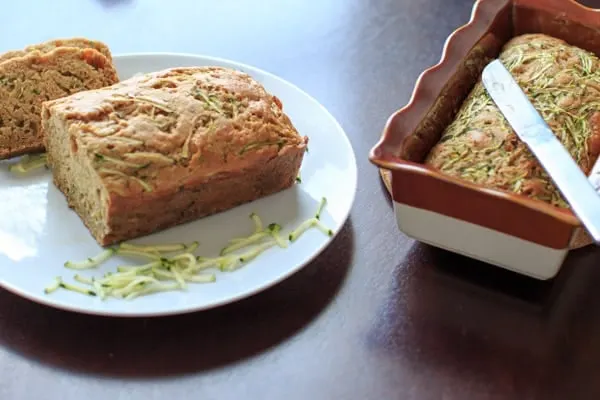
[369,0,600,280]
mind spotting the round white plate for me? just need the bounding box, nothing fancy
[0,53,357,317]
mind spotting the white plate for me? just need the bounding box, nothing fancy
[0,53,357,317]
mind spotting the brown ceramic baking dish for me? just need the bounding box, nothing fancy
[369,0,600,279]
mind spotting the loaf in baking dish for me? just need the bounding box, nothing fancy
[425,33,600,208]
[0,42,119,159]
[42,66,308,246]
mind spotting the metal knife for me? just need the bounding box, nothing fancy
[482,59,600,244]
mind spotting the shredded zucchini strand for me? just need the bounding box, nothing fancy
[315,197,327,220]
[125,282,181,300]
[184,241,200,253]
[183,273,216,283]
[250,212,263,233]
[8,153,47,173]
[268,223,288,248]
[74,274,94,285]
[314,220,334,237]
[64,248,116,269]
[289,219,314,242]
[220,231,269,255]
[58,279,97,296]
[44,277,61,294]
[116,248,161,260]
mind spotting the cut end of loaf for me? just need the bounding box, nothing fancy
[44,107,112,244]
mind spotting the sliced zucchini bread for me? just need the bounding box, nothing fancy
[0,42,119,160]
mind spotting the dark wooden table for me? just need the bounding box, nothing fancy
[2,0,600,399]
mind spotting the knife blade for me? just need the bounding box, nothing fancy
[482,59,600,244]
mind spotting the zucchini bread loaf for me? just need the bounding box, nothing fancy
[425,34,600,208]
[42,66,308,246]
[0,43,118,159]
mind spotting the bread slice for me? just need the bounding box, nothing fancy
[0,38,113,64]
[42,66,308,246]
[0,46,119,160]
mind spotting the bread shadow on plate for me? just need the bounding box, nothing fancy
[363,242,600,394]
[0,215,355,378]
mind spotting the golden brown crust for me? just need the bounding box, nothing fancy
[43,66,308,245]
[44,66,305,197]
[0,38,113,64]
[0,46,119,160]
[425,33,600,210]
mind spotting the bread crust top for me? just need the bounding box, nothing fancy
[0,37,113,64]
[42,66,308,197]
[0,46,115,75]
